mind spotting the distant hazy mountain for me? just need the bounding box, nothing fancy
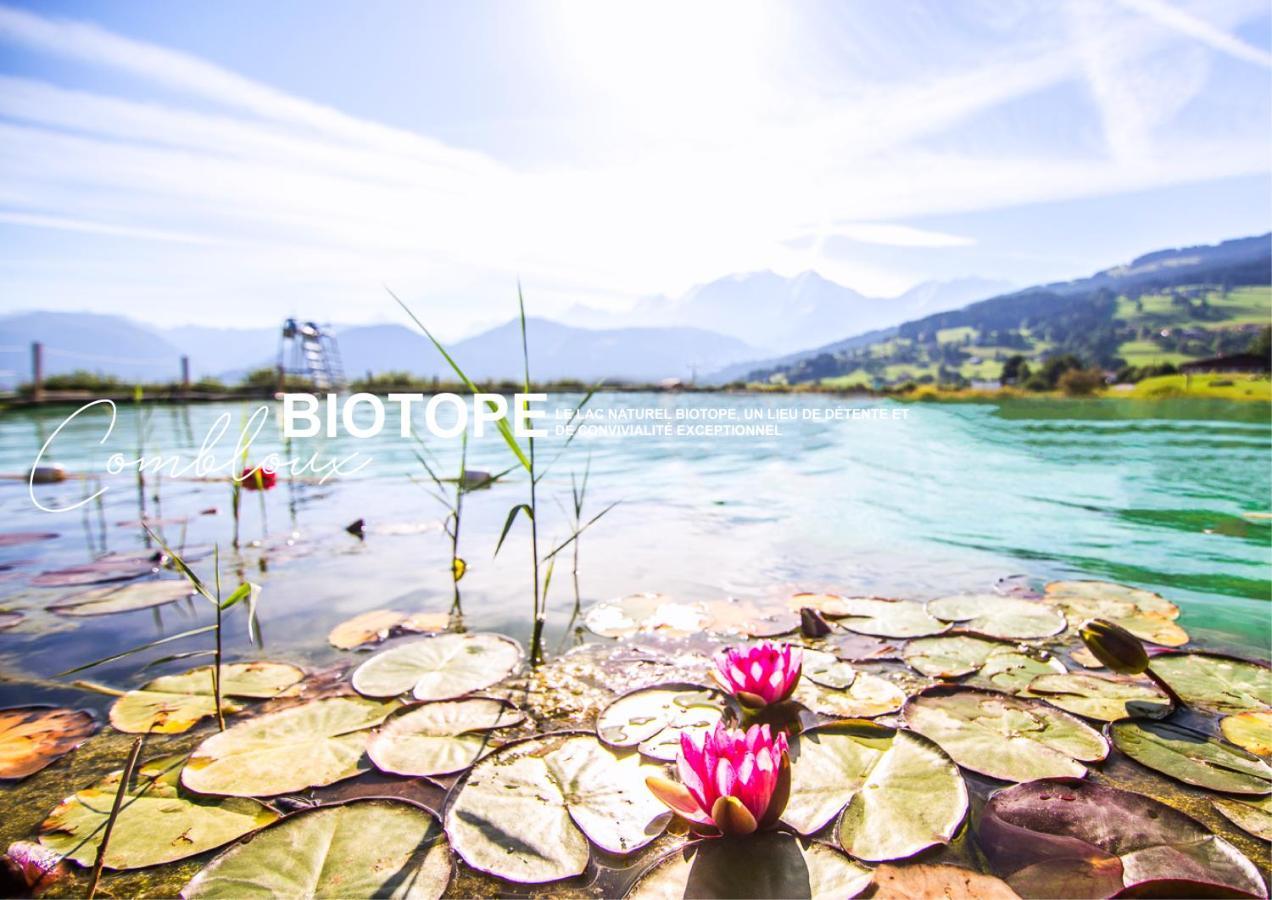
[0,311,186,386]
[162,324,280,377]
[336,317,757,383]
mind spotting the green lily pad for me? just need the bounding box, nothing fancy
[1042,580,1187,647]
[902,635,1012,678]
[1222,710,1272,756]
[625,832,872,900]
[902,687,1108,782]
[40,754,278,869]
[1148,652,1272,715]
[1212,795,1272,842]
[49,580,196,616]
[182,799,451,899]
[110,662,305,734]
[182,696,399,797]
[801,649,856,689]
[974,651,1066,693]
[0,706,97,780]
[351,633,522,701]
[584,593,711,638]
[367,698,524,777]
[1027,672,1172,721]
[793,673,905,719]
[1109,719,1272,796]
[782,721,967,861]
[927,594,1065,640]
[818,597,948,638]
[980,777,1266,898]
[596,684,728,761]
[445,732,669,884]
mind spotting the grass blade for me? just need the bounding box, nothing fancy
[542,501,620,561]
[494,503,533,557]
[56,626,218,676]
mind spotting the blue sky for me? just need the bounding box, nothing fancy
[0,0,1269,336]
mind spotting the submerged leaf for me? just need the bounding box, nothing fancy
[351,633,521,701]
[182,696,399,796]
[979,777,1266,899]
[182,799,451,899]
[1109,719,1272,795]
[1222,710,1272,756]
[49,580,196,616]
[39,754,278,869]
[625,832,872,900]
[368,698,524,777]
[445,733,669,884]
[596,684,728,761]
[110,662,304,734]
[1026,672,1171,721]
[902,687,1108,782]
[782,721,967,862]
[794,673,905,719]
[927,594,1065,640]
[1148,652,1272,716]
[0,707,96,780]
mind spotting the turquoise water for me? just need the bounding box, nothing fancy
[0,393,1268,710]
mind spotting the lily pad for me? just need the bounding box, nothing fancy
[445,732,669,883]
[40,754,278,869]
[368,698,524,777]
[809,597,948,638]
[351,633,521,701]
[1212,795,1272,842]
[927,595,1065,640]
[49,579,196,616]
[975,652,1066,693]
[182,696,399,796]
[0,707,97,779]
[625,832,872,900]
[794,673,905,719]
[596,684,728,761]
[1222,710,1272,756]
[110,662,305,734]
[902,687,1108,782]
[903,634,1012,678]
[32,551,164,587]
[0,610,24,631]
[182,799,452,899]
[0,532,57,548]
[801,649,856,689]
[1109,719,1272,795]
[701,598,799,638]
[1027,672,1171,721]
[1148,652,1272,715]
[1042,580,1187,646]
[979,777,1266,898]
[868,863,1019,899]
[782,721,967,861]
[584,593,712,638]
[328,609,448,650]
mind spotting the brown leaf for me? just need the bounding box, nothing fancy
[0,707,97,779]
[868,863,1019,899]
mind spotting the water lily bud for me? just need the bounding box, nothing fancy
[1079,619,1149,674]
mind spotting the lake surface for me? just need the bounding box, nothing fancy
[0,392,1268,713]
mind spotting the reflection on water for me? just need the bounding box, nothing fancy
[0,393,1267,711]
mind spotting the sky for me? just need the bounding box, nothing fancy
[0,0,1269,337]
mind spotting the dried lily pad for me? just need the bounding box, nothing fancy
[782,721,968,861]
[584,593,711,638]
[794,673,905,719]
[903,634,1013,678]
[626,832,872,899]
[367,698,524,777]
[868,863,1019,899]
[1042,579,1187,647]
[1027,672,1171,721]
[801,649,856,689]
[0,707,97,779]
[1222,710,1272,756]
[351,633,521,701]
[701,598,799,637]
[596,684,728,761]
[182,696,399,797]
[1148,652,1272,716]
[110,662,305,734]
[49,579,196,616]
[1212,795,1272,842]
[812,597,948,638]
[902,687,1108,782]
[1109,719,1272,795]
[979,777,1266,898]
[40,754,278,869]
[328,609,448,650]
[927,595,1065,640]
[182,799,451,899]
[446,732,669,884]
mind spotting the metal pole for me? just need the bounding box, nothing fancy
[180,355,190,397]
[31,341,43,402]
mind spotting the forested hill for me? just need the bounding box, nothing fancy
[748,235,1271,387]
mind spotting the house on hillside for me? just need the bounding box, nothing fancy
[1178,353,1270,374]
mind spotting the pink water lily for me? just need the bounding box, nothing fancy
[646,722,791,837]
[711,641,803,707]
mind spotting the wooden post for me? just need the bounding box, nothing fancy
[180,355,190,397]
[31,342,43,402]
